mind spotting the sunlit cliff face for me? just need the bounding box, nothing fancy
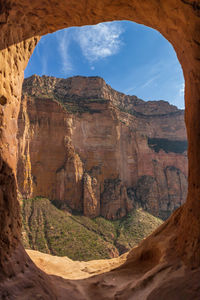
[0,1,200,299]
[18,75,187,222]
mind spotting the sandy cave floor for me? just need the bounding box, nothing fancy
[26,249,128,280]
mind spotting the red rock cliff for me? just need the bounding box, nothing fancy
[17,75,188,220]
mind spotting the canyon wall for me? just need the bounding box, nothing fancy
[17,75,188,220]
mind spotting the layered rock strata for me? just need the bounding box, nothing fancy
[17,75,188,220]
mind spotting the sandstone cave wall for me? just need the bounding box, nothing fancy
[0,0,200,298]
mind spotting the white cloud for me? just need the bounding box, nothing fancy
[171,82,185,109]
[74,22,124,62]
[125,75,159,95]
[42,56,47,74]
[53,22,123,74]
[179,82,185,96]
[35,38,48,74]
[125,86,135,94]
[139,75,159,89]
[56,29,73,75]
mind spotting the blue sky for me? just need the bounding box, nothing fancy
[25,21,185,109]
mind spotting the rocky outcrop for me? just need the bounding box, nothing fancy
[17,75,188,220]
[55,139,84,211]
[83,173,100,218]
[101,178,133,219]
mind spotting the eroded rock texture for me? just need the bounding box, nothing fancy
[0,0,200,299]
[17,75,188,220]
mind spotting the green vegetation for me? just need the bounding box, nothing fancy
[148,137,188,153]
[57,97,108,115]
[35,91,109,114]
[21,197,163,261]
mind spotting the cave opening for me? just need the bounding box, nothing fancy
[18,21,188,266]
[0,2,200,299]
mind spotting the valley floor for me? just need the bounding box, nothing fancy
[21,197,163,260]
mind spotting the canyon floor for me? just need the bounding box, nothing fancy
[21,197,162,260]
